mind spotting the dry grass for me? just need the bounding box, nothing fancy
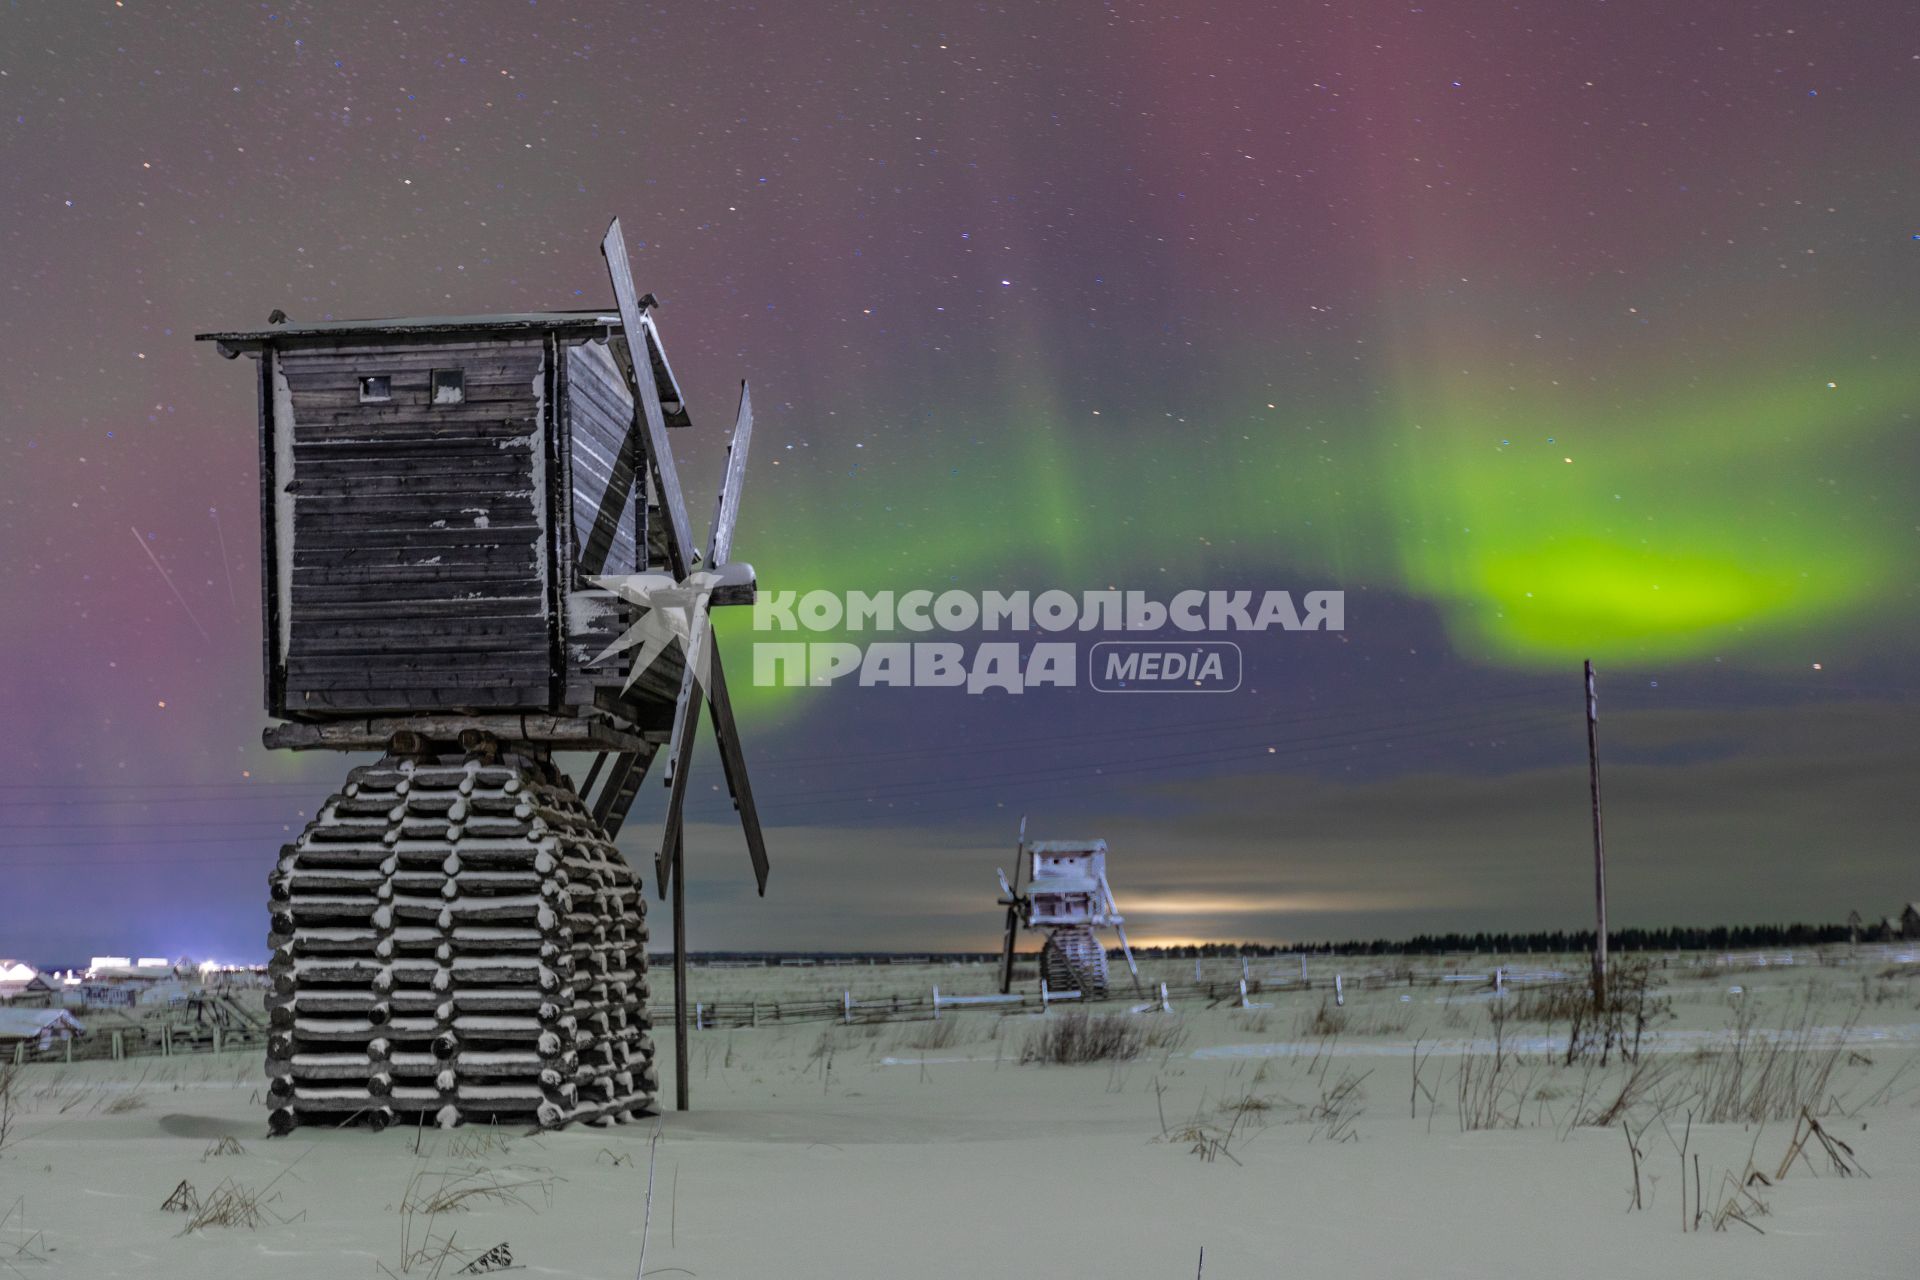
[1020,1012,1145,1065]
[1300,1000,1347,1037]
[1142,1017,1190,1053]
[1686,998,1853,1124]
[1454,1027,1552,1134]
[1305,1068,1369,1143]
[1346,1004,1415,1037]
[445,1128,514,1161]
[1576,1055,1681,1128]
[1504,984,1591,1023]
[893,1017,965,1053]
[179,1176,301,1233]
[176,1146,307,1235]
[381,1163,557,1277]
[0,1067,15,1159]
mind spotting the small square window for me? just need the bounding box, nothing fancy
[358,375,392,403]
[432,369,465,405]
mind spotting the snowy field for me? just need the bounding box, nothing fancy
[1,952,1915,1278]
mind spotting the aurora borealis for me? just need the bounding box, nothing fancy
[2,2,1916,960]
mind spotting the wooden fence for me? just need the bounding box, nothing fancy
[9,945,1905,1062]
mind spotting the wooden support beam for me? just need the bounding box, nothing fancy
[672,827,690,1112]
[264,714,648,754]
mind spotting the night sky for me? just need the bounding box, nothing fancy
[3,2,1915,964]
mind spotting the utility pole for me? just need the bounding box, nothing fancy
[1584,660,1608,1006]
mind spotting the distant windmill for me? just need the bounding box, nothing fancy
[996,824,1140,998]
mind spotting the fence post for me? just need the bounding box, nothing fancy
[1160,982,1171,1013]
[112,1030,123,1061]
[1238,978,1250,1009]
[843,991,852,1024]
[1300,953,1308,983]
[1039,979,1049,1009]
[932,986,940,1019]
[1335,973,1344,1007]
[212,1026,222,1055]
[1494,967,1505,995]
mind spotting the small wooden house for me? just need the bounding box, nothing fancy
[0,1007,84,1053]
[0,961,55,1007]
[197,311,731,748]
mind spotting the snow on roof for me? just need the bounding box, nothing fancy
[1029,839,1107,855]
[194,311,621,343]
[0,960,37,983]
[0,1007,83,1038]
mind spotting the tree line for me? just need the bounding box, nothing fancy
[1128,919,1896,959]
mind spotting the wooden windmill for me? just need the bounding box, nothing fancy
[996,823,1140,998]
[198,218,768,1132]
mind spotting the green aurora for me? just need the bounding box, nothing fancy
[717,328,1916,714]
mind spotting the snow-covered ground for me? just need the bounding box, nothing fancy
[1,955,1914,1278]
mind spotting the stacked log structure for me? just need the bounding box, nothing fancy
[266,754,657,1133]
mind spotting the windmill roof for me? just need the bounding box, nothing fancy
[197,308,694,427]
[195,311,622,344]
[1029,839,1107,855]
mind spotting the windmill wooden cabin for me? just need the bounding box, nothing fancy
[198,308,742,732]
[197,221,771,1132]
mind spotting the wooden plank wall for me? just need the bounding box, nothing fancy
[559,339,683,713]
[563,340,642,578]
[275,338,553,713]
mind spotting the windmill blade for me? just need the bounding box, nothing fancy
[703,645,770,895]
[996,868,1014,899]
[656,677,704,897]
[1011,815,1028,897]
[663,604,710,786]
[706,382,753,567]
[601,218,696,577]
[657,371,730,785]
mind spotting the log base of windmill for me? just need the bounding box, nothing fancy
[1040,926,1110,998]
[264,754,658,1134]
